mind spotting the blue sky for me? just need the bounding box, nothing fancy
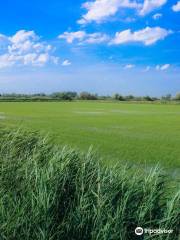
[0,0,180,96]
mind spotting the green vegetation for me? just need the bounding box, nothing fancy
[175,93,180,101]
[0,92,180,102]
[0,102,180,170]
[0,130,179,240]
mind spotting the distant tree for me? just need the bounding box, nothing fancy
[175,93,180,101]
[51,92,62,99]
[143,96,153,101]
[34,93,46,97]
[50,92,77,100]
[118,95,124,101]
[125,95,135,101]
[66,92,78,99]
[151,97,159,101]
[161,94,171,101]
[113,93,118,100]
[113,94,124,101]
[79,92,98,100]
[99,95,111,100]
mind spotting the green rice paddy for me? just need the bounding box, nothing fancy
[0,101,180,170]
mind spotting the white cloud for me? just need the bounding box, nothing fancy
[172,1,180,12]
[10,30,38,44]
[0,54,16,69]
[156,64,170,70]
[110,27,171,46]
[124,64,135,69]
[58,31,86,43]
[0,34,10,48]
[0,30,59,69]
[78,0,167,24]
[60,27,171,46]
[58,31,109,44]
[78,0,141,24]
[84,32,109,43]
[62,60,71,66]
[139,0,167,16]
[152,13,162,20]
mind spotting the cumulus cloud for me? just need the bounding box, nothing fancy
[172,1,180,12]
[62,60,71,66]
[78,0,167,24]
[0,54,16,69]
[0,34,10,48]
[59,27,171,46]
[78,0,141,24]
[139,0,167,16]
[156,64,170,70]
[0,30,59,69]
[152,13,162,20]
[110,27,171,46]
[58,31,109,44]
[124,64,135,69]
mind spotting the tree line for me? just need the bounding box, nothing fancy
[0,92,180,102]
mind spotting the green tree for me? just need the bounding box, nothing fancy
[175,93,180,101]
[113,93,124,101]
[161,94,171,101]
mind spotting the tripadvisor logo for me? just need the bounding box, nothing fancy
[135,227,173,236]
[135,227,143,236]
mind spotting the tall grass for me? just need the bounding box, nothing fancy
[0,129,179,240]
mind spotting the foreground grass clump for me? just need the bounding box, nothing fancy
[0,130,179,240]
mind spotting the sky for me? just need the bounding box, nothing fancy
[0,0,180,96]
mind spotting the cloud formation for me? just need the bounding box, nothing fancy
[78,0,167,24]
[62,60,71,66]
[110,27,171,46]
[58,31,109,44]
[139,0,167,16]
[172,1,180,12]
[156,64,170,70]
[59,27,171,46]
[78,0,141,24]
[0,30,58,69]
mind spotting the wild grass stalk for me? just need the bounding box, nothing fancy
[0,129,179,239]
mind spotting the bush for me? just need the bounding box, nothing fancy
[0,130,179,240]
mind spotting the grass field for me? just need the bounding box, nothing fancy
[0,101,180,171]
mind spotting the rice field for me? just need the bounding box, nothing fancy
[0,101,180,171]
[0,103,180,239]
